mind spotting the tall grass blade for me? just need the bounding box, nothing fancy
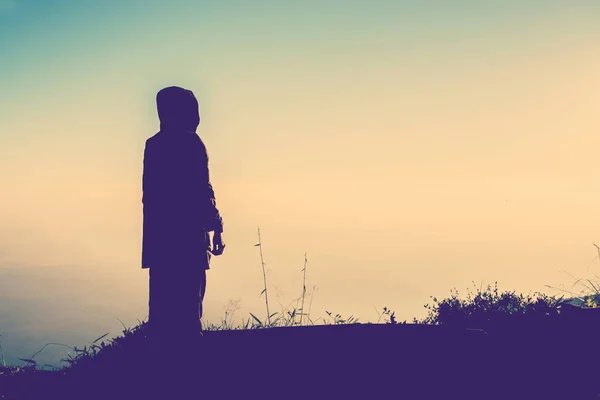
[92,333,110,344]
[249,313,262,325]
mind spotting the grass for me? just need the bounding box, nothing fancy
[0,281,571,376]
[2,280,599,400]
[4,236,600,399]
[542,243,600,308]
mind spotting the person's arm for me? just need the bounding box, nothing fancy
[205,182,224,233]
[195,137,225,254]
[207,182,225,255]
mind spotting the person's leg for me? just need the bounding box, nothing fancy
[151,263,206,339]
[198,248,210,331]
[149,267,161,327]
[149,266,173,343]
[199,269,207,331]
[173,266,204,338]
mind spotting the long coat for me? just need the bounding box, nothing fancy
[141,129,223,270]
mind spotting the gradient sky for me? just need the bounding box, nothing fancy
[1,0,600,342]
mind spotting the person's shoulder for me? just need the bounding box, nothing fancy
[184,132,205,149]
[185,131,202,142]
[193,133,208,155]
[145,131,204,153]
[145,132,161,146]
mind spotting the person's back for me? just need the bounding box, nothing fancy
[142,86,225,339]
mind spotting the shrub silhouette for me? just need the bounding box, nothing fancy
[416,282,563,331]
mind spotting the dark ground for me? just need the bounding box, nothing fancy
[2,320,600,400]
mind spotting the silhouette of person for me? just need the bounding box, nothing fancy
[141,86,225,340]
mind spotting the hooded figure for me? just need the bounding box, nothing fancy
[142,86,224,337]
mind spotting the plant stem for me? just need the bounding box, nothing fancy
[257,227,271,325]
[308,285,316,324]
[0,335,5,367]
[300,253,307,325]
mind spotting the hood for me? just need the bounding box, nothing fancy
[156,86,200,132]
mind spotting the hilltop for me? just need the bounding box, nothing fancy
[2,317,600,399]
[2,286,600,399]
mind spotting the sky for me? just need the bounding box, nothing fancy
[1,1,600,361]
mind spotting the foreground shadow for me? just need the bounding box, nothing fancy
[3,319,600,400]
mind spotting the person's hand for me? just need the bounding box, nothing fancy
[211,231,225,256]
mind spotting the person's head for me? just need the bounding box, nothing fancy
[156,86,200,132]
